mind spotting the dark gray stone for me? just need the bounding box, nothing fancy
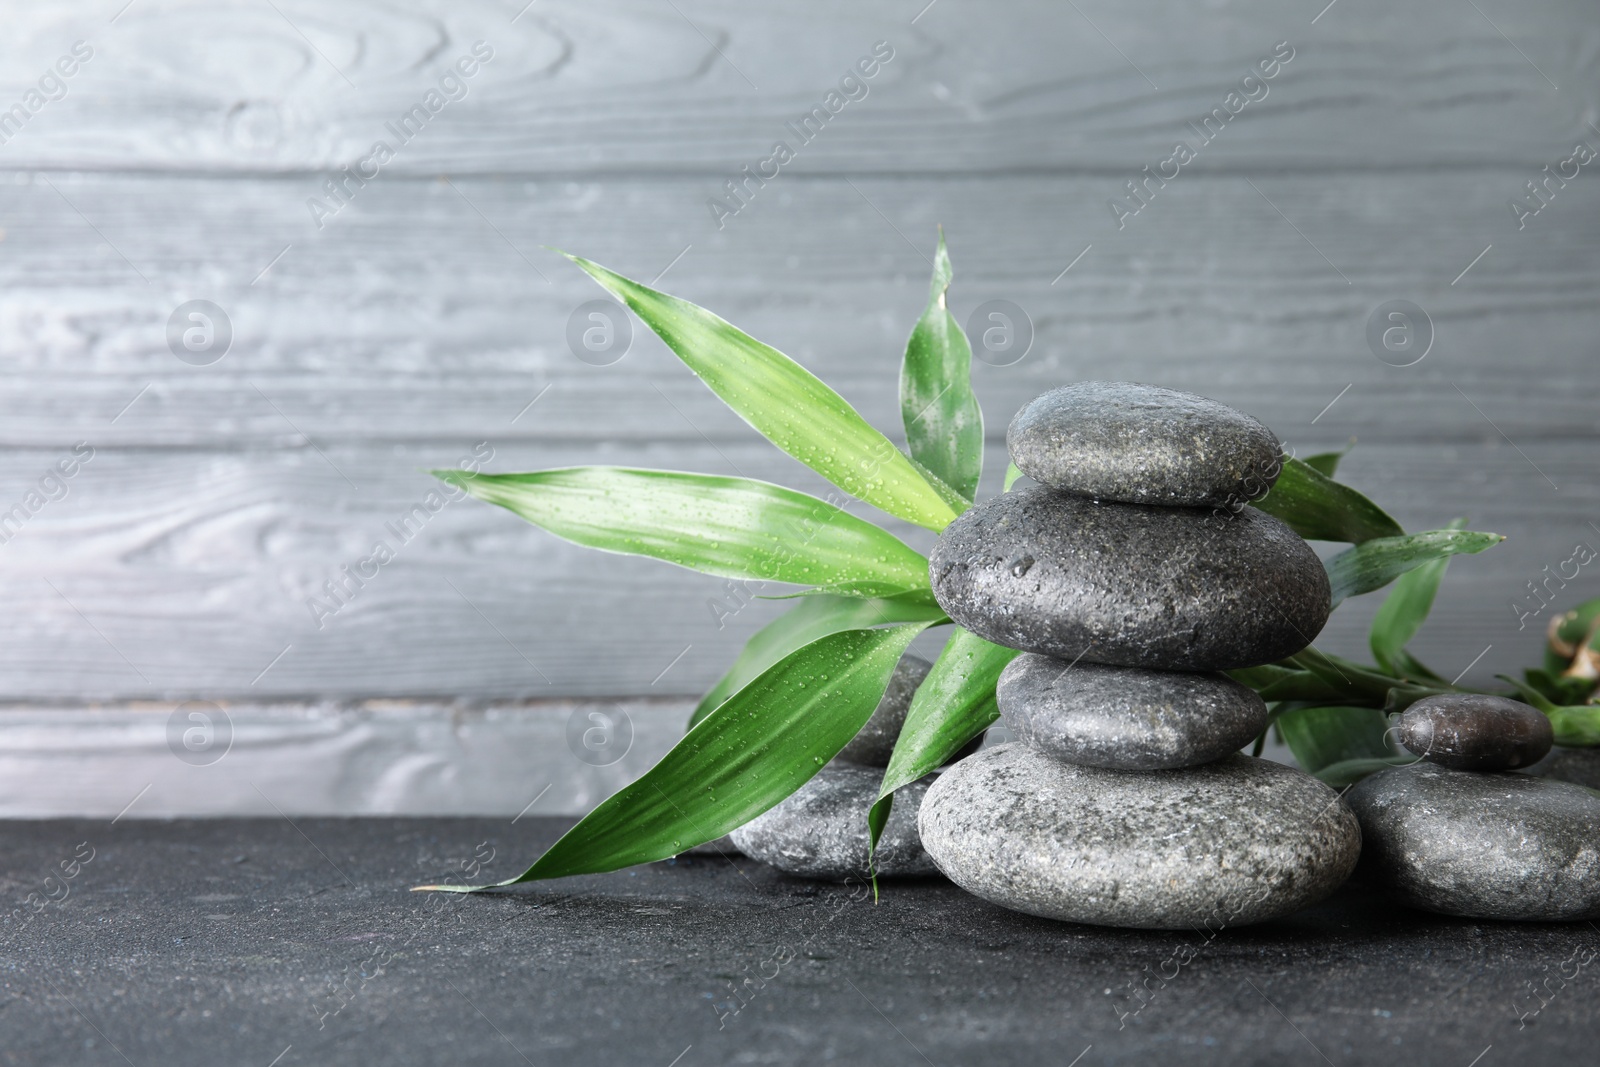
[997,655,1268,769]
[678,833,742,857]
[730,764,936,880]
[1006,382,1284,508]
[1397,693,1554,771]
[919,744,1361,929]
[1531,745,1600,788]
[833,653,932,767]
[929,487,1331,671]
[1346,762,1600,921]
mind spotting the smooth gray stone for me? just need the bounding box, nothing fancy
[997,655,1267,769]
[1007,382,1283,508]
[1397,693,1553,771]
[1346,762,1600,921]
[833,654,932,767]
[731,765,936,881]
[929,487,1330,671]
[678,834,742,858]
[918,745,1361,929]
[1531,746,1600,789]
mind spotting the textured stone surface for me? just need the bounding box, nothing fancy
[1007,382,1284,508]
[1346,762,1600,921]
[930,487,1331,670]
[833,654,932,767]
[731,764,936,880]
[997,655,1268,769]
[919,744,1361,929]
[1397,693,1554,771]
[1532,745,1600,788]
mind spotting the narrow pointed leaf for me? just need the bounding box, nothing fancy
[1368,518,1465,679]
[1003,462,1025,492]
[565,253,962,531]
[688,593,948,729]
[900,231,982,502]
[1326,528,1503,607]
[417,623,931,891]
[434,467,929,597]
[867,628,1018,852]
[1253,455,1403,543]
[1302,447,1350,478]
[1545,704,1600,747]
[1313,755,1417,787]
[1277,705,1395,775]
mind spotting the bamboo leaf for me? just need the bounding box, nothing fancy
[1368,518,1465,679]
[1003,462,1025,492]
[901,231,982,503]
[1545,704,1600,747]
[867,628,1018,853]
[417,623,932,891]
[1277,705,1396,775]
[434,467,930,598]
[1313,755,1417,787]
[1253,456,1403,543]
[1326,528,1504,607]
[565,253,963,531]
[688,593,948,730]
[1302,446,1351,478]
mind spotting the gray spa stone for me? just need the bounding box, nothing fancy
[730,764,936,881]
[1531,746,1600,789]
[833,654,933,767]
[918,745,1361,929]
[929,487,1331,671]
[1007,382,1284,508]
[997,655,1268,769]
[1346,762,1600,921]
[1396,693,1554,771]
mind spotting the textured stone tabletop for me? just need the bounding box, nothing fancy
[3,818,1595,1066]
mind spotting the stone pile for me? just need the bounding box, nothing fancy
[918,382,1363,929]
[1348,693,1600,920]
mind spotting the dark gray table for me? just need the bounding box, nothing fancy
[4,818,1594,1066]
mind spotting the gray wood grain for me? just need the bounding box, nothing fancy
[0,1,1592,172]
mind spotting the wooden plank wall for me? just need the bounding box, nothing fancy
[0,0,1595,812]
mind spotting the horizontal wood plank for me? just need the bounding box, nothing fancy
[0,0,1592,174]
[0,172,1594,449]
[0,438,1591,701]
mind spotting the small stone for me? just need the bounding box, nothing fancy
[730,765,936,881]
[930,487,1330,671]
[997,655,1268,769]
[1007,382,1284,508]
[1345,762,1600,921]
[1397,694,1554,771]
[918,745,1361,929]
[833,654,932,767]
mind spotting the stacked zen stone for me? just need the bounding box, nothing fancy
[919,382,1363,929]
[730,654,942,880]
[1348,694,1600,920]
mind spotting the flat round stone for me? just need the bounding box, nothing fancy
[731,765,936,881]
[997,655,1268,769]
[1346,762,1600,921]
[918,745,1361,929]
[929,487,1330,671]
[833,654,932,767]
[1007,382,1284,508]
[1397,694,1553,771]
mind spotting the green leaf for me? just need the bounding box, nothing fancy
[1368,518,1465,679]
[1253,456,1403,543]
[1003,462,1025,492]
[1313,755,1416,787]
[867,628,1019,854]
[1326,528,1504,607]
[688,593,948,730]
[434,467,930,598]
[565,253,963,531]
[900,230,982,503]
[1277,705,1396,775]
[417,622,932,891]
[1301,445,1351,478]
[1545,704,1600,747]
